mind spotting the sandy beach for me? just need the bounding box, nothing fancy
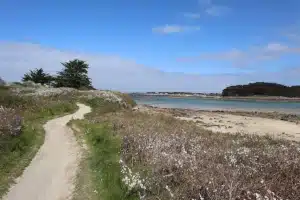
[177,112,300,141]
[134,105,300,142]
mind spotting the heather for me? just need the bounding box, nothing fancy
[73,108,300,200]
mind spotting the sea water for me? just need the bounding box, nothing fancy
[133,96,300,114]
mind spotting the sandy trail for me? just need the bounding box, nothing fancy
[177,112,300,142]
[3,103,91,200]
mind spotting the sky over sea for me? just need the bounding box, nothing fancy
[1,0,300,92]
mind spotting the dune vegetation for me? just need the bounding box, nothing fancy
[0,85,77,196]
[71,98,300,200]
[1,59,300,200]
[2,82,300,200]
[0,82,135,198]
[0,59,135,198]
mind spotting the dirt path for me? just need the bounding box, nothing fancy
[177,112,300,142]
[3,103,91,200]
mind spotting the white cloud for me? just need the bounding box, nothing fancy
[205,5,231,16]
[0,41,299,92]
[178,43,300,67]
[152,25,200,34]
[183,13,201,19]
[265,43,289,52]
[286,33,300,42]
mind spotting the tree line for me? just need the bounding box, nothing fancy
[222,82,300,97]
[22,59,94,90]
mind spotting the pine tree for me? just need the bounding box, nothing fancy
[54,59,93,89]
[22,68,53,85]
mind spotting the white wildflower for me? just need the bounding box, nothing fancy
[120,159,146,192]
[165,185,174,198]
[254,193,263,200]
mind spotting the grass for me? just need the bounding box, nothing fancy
[70,96,139,200]
[69,95,300,199]
[0,86,77,197]
[80,121,138,200]
[4,83,300,200]
[0,84,138,199]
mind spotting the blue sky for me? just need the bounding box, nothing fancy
[0,0,300,92]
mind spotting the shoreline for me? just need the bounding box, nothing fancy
[221,96,300,102]
[135,104,300,122]
[132,94,300,102]
[136,102,300,115]
[134,104,300,142]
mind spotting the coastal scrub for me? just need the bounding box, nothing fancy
[88,110,300,200]
[0,85,77,197]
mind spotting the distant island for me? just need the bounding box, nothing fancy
[130,92,221,97]
[222,82,300,97]
[130,82,300,102]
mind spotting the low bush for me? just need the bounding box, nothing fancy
[0,107,22,137]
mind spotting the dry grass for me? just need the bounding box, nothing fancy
[87,109,300,200]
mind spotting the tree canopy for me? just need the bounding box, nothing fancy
[222,82,300,97]
[22,68,53,85]
[54,59,93,89]
[21,59,94,89]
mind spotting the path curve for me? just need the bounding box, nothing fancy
[3,103,91,200]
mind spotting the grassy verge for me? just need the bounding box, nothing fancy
[70,97,139,200]
[73,121,138,200]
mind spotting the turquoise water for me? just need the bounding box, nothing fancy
[133,96,300,114]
